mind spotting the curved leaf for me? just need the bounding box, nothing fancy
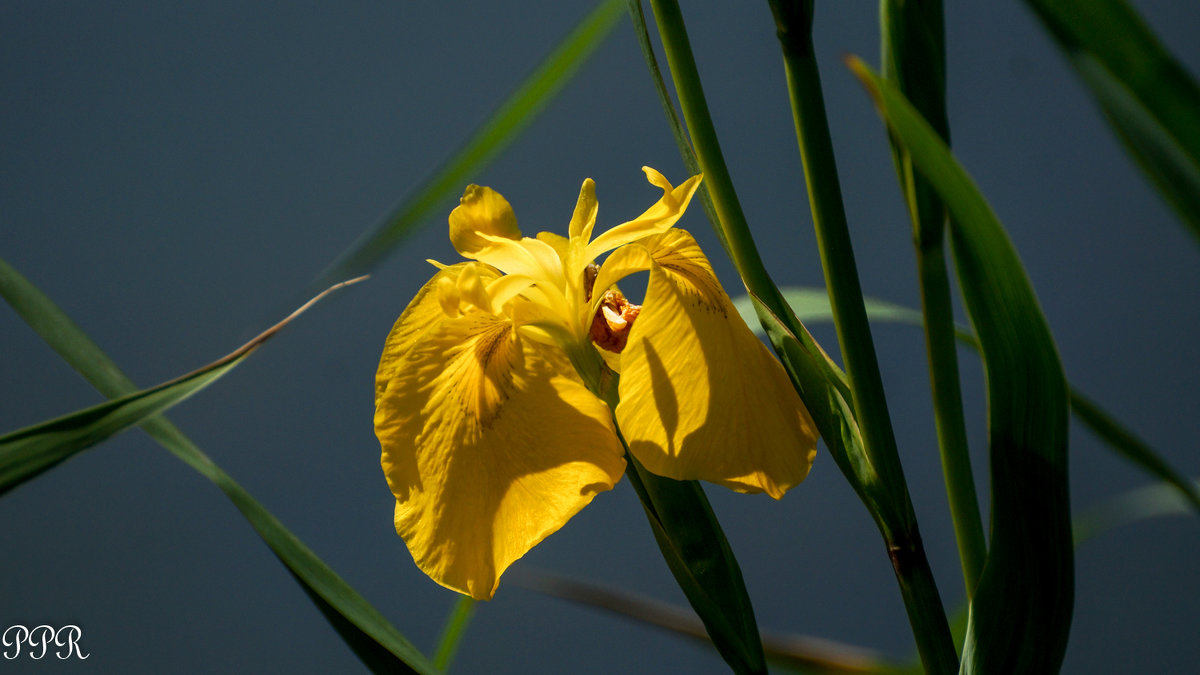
[622,457,766,674]
[1024,0,1200,242]
[851,59,1073,674]
[0,259,434,675]
[0,273,364,493]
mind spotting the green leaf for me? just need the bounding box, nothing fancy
[0,259,436,675]
[0,274,362,493]
[1024,0,1200,242]
[851,59,1073,674]
[432,597,476,672]
[733,289,923,335]
[746,297,885,523]
[622,455,767,674]
[0,348,238,491]
[312,0,626,289]
[735,287,1200,516]
[1068,393,1200,512]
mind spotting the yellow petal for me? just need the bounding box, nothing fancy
[567,178,598,241]
[448,184,565,284]
[614,229,818,499]
[470,234,566,284]
[583,168,702,260]
[449,184,522,258]
[375,263,499,406]
[536,231,570,260]
[375,311,626,600]
[590,243,653,314]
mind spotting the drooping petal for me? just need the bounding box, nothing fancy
[583,168,702,260]
[375,311,626,600]
[614,229,818,499]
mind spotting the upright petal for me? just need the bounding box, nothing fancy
[449,184,565,284]
[567,178,598,242]
[449,184,522,257]
[615,229,818,499]
[375,311,626,600]
[583,168,702,260]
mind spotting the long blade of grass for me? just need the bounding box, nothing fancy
[0,259,436,675]
[851,58,1073,674]
[1023,0,1200,242]
[622,457,766,674]
[622,0,725,250]
[0,273,362,492]
[734,287,1200,515]
[312,0,625,289]
[568,339,766,672]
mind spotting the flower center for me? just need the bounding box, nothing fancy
[590,289,640,353]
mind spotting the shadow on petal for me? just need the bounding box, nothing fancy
[617,230,818,499]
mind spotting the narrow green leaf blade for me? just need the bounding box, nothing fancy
[0,260,435,675]
[0,274,361,493]
[623,453,766,674]
[1024,0,1200,242]
[433,597,476,672]
[0,353,238,492]
[851,59,1073,674]
[1068,391,1200,513]
[313,0,625,288]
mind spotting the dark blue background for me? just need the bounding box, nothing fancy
[3,2,1197,672]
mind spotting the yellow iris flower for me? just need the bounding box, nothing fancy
[374,168,818,600]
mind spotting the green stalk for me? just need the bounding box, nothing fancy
[915,241,986,594]
[642,0,954,669]
[432,596,476,672]
[880,0,986,596]
[762,2,956,672]
[642,0,793,326]
[764,0,905,514]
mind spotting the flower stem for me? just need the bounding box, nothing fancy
[643,0,955,669]
[917,241,987,595]
[881,0,986,597]
[764,1,955,671]
[640,0,794,328]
